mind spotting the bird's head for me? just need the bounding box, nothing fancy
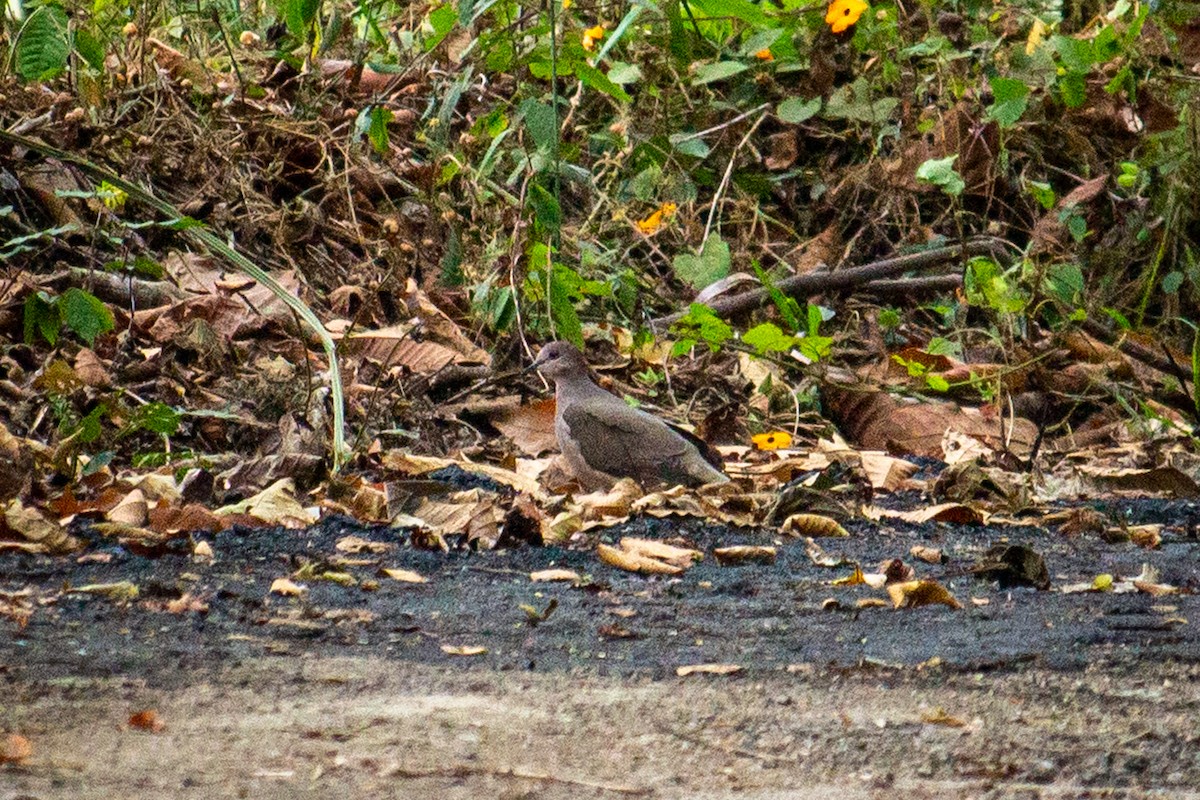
[529,340,589,381]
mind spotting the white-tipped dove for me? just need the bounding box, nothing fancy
[531,341,729,490]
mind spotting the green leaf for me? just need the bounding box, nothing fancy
[74,27,107,72]
[23,291,59,346]
[16,4,70,81]
[575,61,631,102]
[672,234,731,290]
[126,403,181,436]
[1053,35,1094,72]
[60,288,115,346]
[987,77,1030,128]
[520,99,558,153]
[1045,263,1085,305]
[424,3,458,52]
[689,0,773,27]
[549,267,583,348]
[669,135,711,159]
[692,61,749,85]
[915,155,965,197]
[366,106,393,155]
[671,303,733,353]
[1058,71,1088,108]
[1027,180,1056,210]
[777,97,820,125]
[796,335,832,362]
[743,323,797,354]
[926,374,950,392]
[608,62,643,84]
[282,0,321,39]
[527,183,562,233]
[824,80,899,124]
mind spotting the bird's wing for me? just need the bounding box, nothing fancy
[561,397,691,483]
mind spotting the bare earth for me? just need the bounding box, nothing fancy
[4,500,1200,798]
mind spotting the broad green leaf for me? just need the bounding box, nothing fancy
[520,99,557,153]
[777,97,820,124]
[671,303,733,353]
[23,291,59,346]
[1027,180,1056,210]
[607,62,643,84]
[60,288,115,346]
[549,267,583,348]
[16,4,70,81]
[669,133,710,159]
[1058,71,1087,108]
[74,27,107,72]
[282,0,321,39]
[126,403,181,436]
[424,3,457,52]
[527,183,561,233]
[1053,35,1094,72]
[915,155,965,197]
[576,61,631,102]
[743,323,797,354]
[672,234,730,290]
[689,0,773,27]
[366,106,393,155]
[692,61,749,85]
[987,76,1030,128]
[824,80,899,123]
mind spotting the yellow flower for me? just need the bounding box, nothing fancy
[562,0,572,7]
[825,0,868,34]
[751,431,792,450]
[635,202,677,235]
[755,49,774,61]
[582,24,606,52]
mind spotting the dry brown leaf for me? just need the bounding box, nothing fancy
[676,663,743,677]
[713,546,777,565]
[780,513,849,537]
[128,710,166,732]
[215,479,318,528]
[620,537,703,567]
[530,569,582,583]
[269,578,307,596]
[856,598,889,609]
[866,503,987,525]
[441,644,487,656]
[887,580,963,610]
[597,542,683,575]
[335,536,394,554]
[107,488,149,527]
[910,546,944,564]
[382,568,428,584]
[488,397,559,456]
[1129,525,1163,549]
[1077,465,1200,497]
[164,593,209,614]
[0,733,33,764]
[2,499,79,553]
[805,537,853,568]
[921,708,968,727]
[74,348,113,388]
[192,541,214,560]
[69,581,140,601]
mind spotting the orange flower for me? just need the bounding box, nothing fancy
[751,431,792,450]
[825,0,868,34]
[582,24,606,51]
[635,202,677,235]
[755,49,774,61]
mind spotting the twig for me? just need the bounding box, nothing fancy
[673,102,771,143]
[384,764,652,796]
[652,239,1007,329]
[704,110,768,243]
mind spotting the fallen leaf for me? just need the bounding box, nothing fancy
[676,663,742,677]
[597,542,683,575]
[887,580,963,610]
[128,709,166,732]
[269,578,308,596]
[441,644,487,656]
[713,546,777,565]
[0,733,32,764]
[382,568,428,584]
[530,569,582,583]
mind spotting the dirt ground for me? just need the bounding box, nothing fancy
[3,496,1200,798]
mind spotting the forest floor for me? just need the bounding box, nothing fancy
[4,498,1200,799]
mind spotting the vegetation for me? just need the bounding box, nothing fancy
[3,0,1200,476]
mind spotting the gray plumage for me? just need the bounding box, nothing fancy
[531,341,729,490]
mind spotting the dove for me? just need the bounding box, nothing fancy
[530,341,728,490]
